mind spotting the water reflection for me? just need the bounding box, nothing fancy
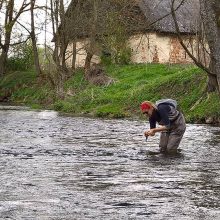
[0,106,220,219]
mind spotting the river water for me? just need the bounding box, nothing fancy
[0,106,220,220]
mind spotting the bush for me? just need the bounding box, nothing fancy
[6,41,34,71]
[100,47,131,65]
[53,101,76,113]
[115,48,131,65]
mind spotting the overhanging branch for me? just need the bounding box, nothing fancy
[9,35,31,46]
[141,0,185,29]
[171,0,214,76]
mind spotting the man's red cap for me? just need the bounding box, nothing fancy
[140,102,151,111]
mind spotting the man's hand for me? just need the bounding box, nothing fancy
[144,126,168,137]
[144,129,156,137]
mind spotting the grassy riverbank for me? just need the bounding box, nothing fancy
[0,64,220,123]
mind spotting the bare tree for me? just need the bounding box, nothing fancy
[51,0,68,70]
[64,0,90,71]
[84,0,98,79]
[171,0,220,94]
[49,0,70,98]
[200,0,220,93]
[30,0,42,76]
[0,0,31,75]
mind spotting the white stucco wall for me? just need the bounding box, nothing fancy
[65,32,209,67]
[128,32,203,64]
[157,36,171,63]
[66,39,100,68]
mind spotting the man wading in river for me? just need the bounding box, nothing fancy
[140,99,186,154]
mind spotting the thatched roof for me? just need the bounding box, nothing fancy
[139,0,200,34]
[59,0,150,40]
[54,0,200,42]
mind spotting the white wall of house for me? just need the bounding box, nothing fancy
[65,32,209,68]
[128,32,201,64]
[66,39,100,68]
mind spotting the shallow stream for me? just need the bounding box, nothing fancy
[0,106,220,219]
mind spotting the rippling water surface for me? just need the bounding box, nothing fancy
[0,106,220,220]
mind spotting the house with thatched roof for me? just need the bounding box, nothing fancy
[129,0,207,64]
[63,0,208,67]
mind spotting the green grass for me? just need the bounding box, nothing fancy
[0,70,36,89]
[0,69,55,106]
[1,64,220,123]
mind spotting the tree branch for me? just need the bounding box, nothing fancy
[171,0,213,76]
[13,1,31,23]
[0,34,3,48]
[0,0,3,11]
[9,35,31,46]
[140,0,185,29]
[16,19,31,34]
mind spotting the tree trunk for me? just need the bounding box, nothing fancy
[60,42,68,71]
[0,0,13,75]
[59,0,68,72]
[83,0,97,79]
[30,0,42,76]
[0,51,7,75]
[200,0,220,93]
[0,32,11,75]
[71,40,76,71]
[207,60,219,92]
[84,51,93,79]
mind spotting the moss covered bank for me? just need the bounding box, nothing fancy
[0,64,220,124]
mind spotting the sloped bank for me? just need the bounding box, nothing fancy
[0,64,220,124]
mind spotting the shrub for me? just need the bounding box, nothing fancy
[6,41,34,71]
